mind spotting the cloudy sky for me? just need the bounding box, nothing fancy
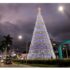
[0,3,70,51]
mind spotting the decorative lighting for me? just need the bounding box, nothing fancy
[27,8,56,59]
[53,43,56,46]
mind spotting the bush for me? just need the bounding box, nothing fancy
[13,59,70,67]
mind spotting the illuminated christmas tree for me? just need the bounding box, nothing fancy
[27,8,56,60]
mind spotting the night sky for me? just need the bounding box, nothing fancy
[0,3,70,52]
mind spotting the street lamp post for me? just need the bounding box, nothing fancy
[65,47,68,58]
[63,45,68,58]
[26,41,28,64]
[58,6,69,59]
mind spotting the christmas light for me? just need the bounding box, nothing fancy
[27,8,56,60]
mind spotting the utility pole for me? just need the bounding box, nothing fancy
[26,41,28,64]
[66,47,68,58]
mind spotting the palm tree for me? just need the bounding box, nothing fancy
[0,34,13,55]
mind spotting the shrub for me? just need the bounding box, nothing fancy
[13,59,70,67]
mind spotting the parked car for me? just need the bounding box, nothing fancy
[4,55,12,64]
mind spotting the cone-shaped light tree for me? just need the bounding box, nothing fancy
[27,8,56,60]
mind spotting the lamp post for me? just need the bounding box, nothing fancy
[63,45,68,58]
[58,6,69,59]
[64,45,68,58]
[66,47,68,58]
[26,41,28,64]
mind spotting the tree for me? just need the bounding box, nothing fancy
[27,8,56,60]
[0,34,13,54]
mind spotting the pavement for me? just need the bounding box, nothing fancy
[0,62,31,67]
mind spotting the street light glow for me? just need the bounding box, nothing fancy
[58,6,64,12]
[18,35,23,40]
